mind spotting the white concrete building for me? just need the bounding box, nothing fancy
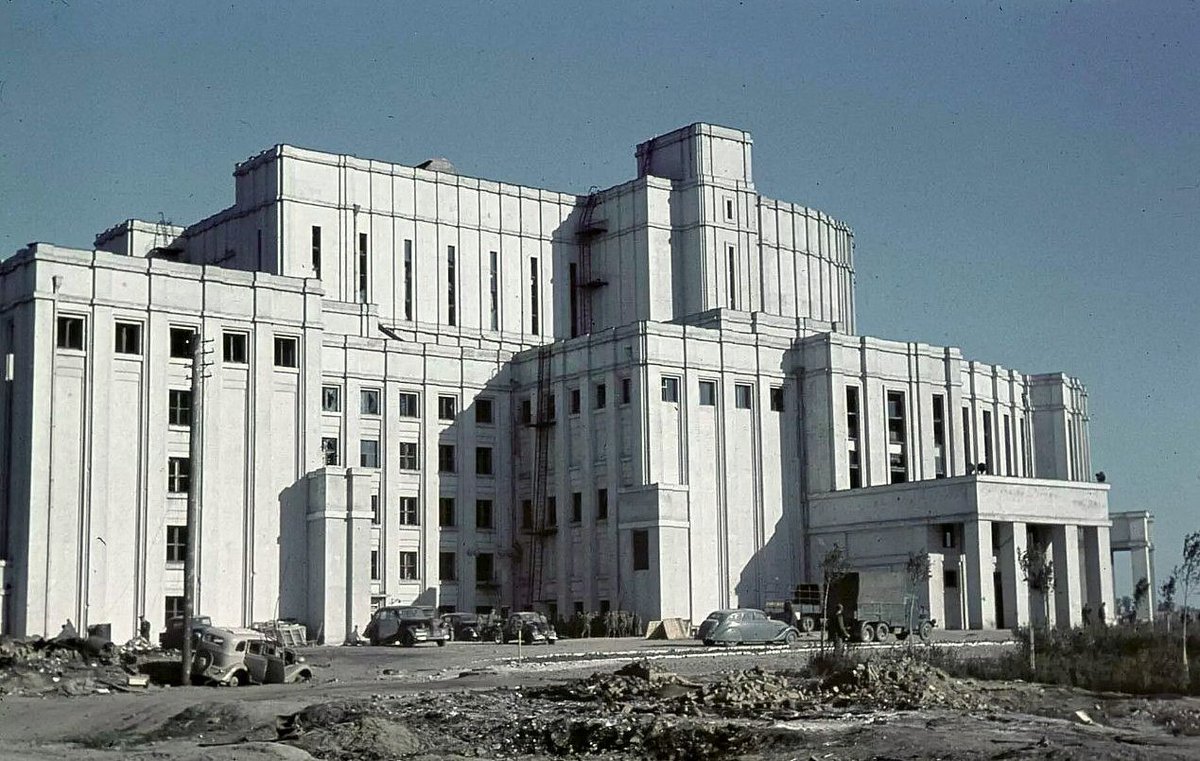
[0,123,1143,640]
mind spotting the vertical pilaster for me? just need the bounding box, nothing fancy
[1051,524,1081,628]
[964,519,996,629]
[998,521,1030,628]
[1083,525,1114,615]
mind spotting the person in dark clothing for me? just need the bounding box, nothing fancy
[830,604,851,655]
[1082,603,1092,627]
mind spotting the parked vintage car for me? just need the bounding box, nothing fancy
[364,606,450,647]
[159,614,212,650]
[499,611,558,645]
[442,612,482,641]
[696,609,800,646]
[191,626,313,686]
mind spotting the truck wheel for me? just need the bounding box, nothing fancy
[858,623,875,643]
[918,621,933,642]
[874,623,891,643]
[799,616,816,633]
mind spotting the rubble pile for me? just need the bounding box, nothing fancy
[814,653,989,711]
[0,633,168,697]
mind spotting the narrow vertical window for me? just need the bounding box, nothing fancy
[932,394,947,478]
[446,245,457,326]
[962,407,972,471]
[1003,414,1013,476]
[403,239,414,321]
[569,262,579,338]
[358,232,369,303]
[1020,418,1029,477]
[489,250,499,331]
[311,226,322,278]
[256,229,263,270]
[727,244,737,310]
[982,410,994,475]
[529,256,539,335]
[846,386,861,489]
[886,390,908,484]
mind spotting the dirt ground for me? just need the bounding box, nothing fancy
[1,635,1198,760]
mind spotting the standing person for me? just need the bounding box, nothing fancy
[830,604,851,656]
[1082,603,1092,628]
[1098,601,1107,628]
[139,616,152,642]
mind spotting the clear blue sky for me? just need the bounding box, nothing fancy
[2,2,1197,587]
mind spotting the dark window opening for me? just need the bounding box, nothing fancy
[166,525,188,563]
[311,226,322,278]
[439,551,456,581]
[887,390,908,484]
[769,386,784,412]
[399,551,418,579]
[632,529,650,571]
[398,392,419,418]
[321,437,339,466]
[399,496,419,525]
[475,499,494,529]
[114,322,142,355]
[169,327,195,359]
[57,316,85,350]
[446,245,457,326]
[735,384,753,410]
[475,398,494,424]
[596,488,608,521]
[529,257,539,335]
[403,239,413,320]
[438,395,457,421]
[438,444,456,473]
[168,389,193,427]
[322,386,341,412]
[223,332,248,364]
[360,439,380,468]
[358,232,369,303]
[571,491,582,523]
[475,446,493,475]
[439,497,456,527]
[398,442,419,470]
[661,377,679,403]
[273,336,298,368]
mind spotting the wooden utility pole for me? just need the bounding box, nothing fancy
[180,333,205,686]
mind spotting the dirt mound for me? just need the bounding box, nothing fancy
[149,701,280,744]
[816,653,988,711]
[278,700,422,761]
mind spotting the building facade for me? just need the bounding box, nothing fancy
[0,124,1136,641]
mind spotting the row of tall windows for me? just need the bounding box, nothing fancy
[519,487,610,528]
[57,316,299,369]
[660,377,784,411]
[320,388,493,424]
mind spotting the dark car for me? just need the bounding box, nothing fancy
[442,612,482,641]
[159,615,212,650]
[499,611,557,645]
[364,606,450,647]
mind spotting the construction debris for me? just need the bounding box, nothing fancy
[0,632,173,697]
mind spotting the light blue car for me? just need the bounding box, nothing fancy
[696,608,800,646]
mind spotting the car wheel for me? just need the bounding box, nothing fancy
[436,639,447,647]
[493,631,504,644]
[193,650,213,671]
[401,631,417,648]
[918,621,934,642]
[783,629,799,645]
[702,639,714,646]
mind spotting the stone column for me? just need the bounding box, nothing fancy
[345,468,374,638]
[1131,543,1154,621]
[963,519,996,629]
[306,467,374,645]
[1050,524,1081,628]
[997,521,1030,628]
[1083,525,1114,615]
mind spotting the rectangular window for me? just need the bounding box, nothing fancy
[887,391,908,484]
[223,332,248,364]
[256,229,262,269]
[661,376,679,403]
[169,326,194,359]
[165,595,185,622]
[571,492,582,523]
[944,569,959,589]
[847,386,861,488]
[982,410,994,475]
[734,384,753,410]
[569,261,579,338]
[941,523,958,549]
[358,232,369,302]
[520,399,532,425]
[727,244,738,310]
[370,549,380,581]
[476,552,494,585]
[632,529,650,571]
[725,197,735,220]
[168,389,192,427]
[489,250,499,331]
[438,395,457,421]
[933,394,947,478]
[699,380,717,406]
[114,321,142,355]
[398,441,419,470]
[769,387,784,412]
[475,446,493,476]
[621,377,632,405]
[403,239,413,320]
[446,245,457,326]
[166,525,188,563]
[439,551,456,581]
[594,383,607,409]
[529,257,539,335]
[597,488,608,521]
[546,496,557,527]
[963,406,973,470]
[475,499,494,529]
[371,494,380,525]
[1020,418,1029,477]
[311,226,322,278]
[399,496,419,525]
[438,444,456,473]
[439,497,456,527]
[56,315,85,350]
[360,388,381,416]
[569,388,581,415]
[398,392,419,418]
[475,398,494,424]
[521,499,533,529]
[848,449,862,489]
[321,437,339,466]
[360,439,380,468]
[273,336,298,368]
[322,386,341,413]
[399,551,418,580]
[168,457,191,493]
[1003,414,1013,476]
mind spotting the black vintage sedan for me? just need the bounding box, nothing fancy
[364,606,450,647]
[696,609,800,646]
[441,612,482,641]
